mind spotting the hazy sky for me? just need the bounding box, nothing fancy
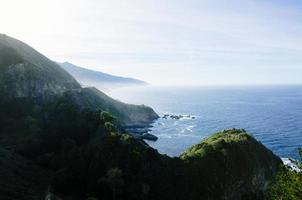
[1,0,302,85]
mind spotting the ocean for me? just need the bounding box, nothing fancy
[108,85,302,159]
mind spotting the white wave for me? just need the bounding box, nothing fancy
[282,158,301,172]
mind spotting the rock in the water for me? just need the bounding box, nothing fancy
[142,133,158,141]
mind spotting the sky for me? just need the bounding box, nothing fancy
[1,0,302,86]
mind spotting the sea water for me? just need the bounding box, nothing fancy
[108,85,302,159]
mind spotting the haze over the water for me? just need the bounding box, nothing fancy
[1,0,302,86]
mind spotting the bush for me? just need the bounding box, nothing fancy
[269,148,302,200]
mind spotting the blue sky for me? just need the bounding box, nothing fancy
[1,0,302,85]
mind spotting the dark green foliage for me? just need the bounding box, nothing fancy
[66,87,159,126]
[0,97,284,200]
[270,170,302,200]
[47,129,282,200]
[0,90,285,200]
[0,96,104,159]
[180,129,282,200]
[0,46,23,68]
[0,96,284,200]
[269,148,302,200]
[0,34,80,98]
[99,168,124,200]
[0,147,52,200]
[0,34,287,200]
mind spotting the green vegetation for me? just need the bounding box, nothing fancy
[0,99,283,200]
[180,129,282,200]
[0,34,80,98]
[181,128,250,159]
[0,34,294,200]
[269,149,302,200]
[75,87,159,126]
[0,34,158,125]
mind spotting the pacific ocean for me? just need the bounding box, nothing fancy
[109,85,302,159]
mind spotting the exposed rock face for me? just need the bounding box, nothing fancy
[0,34,80,98]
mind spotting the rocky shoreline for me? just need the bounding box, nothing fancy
[125,113,196,141]
[162,113,195,120]
[125,124,158,141]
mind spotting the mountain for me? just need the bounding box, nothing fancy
[64,87,158,127]
[58,61,147,89]
[0,34,158,127]
[0,34,80,98]
[0,34,287,200]
[180,129,282,200]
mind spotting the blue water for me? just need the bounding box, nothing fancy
[109,85,302,159]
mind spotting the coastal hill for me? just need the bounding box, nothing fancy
[0,34,158,127]
[0,34,80,98]
[58,61,147,90]
[0,34,286,200]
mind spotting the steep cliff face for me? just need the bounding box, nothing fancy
[0,34,80,98]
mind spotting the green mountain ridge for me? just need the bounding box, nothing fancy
[0,34,158,127]
[0,34,80,98]
[0,34,295,200]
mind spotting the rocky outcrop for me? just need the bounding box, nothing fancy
[180,129,282,200]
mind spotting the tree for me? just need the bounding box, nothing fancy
[99,168,124,200]
[100,111,116,124]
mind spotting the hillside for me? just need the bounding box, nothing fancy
[0,34,286,200]
[64,87,159,127]
[0,34,80,98]
[0,34,158,127]
[58,62,147,89]
[180,129,282,200]
[0,126,283,199]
